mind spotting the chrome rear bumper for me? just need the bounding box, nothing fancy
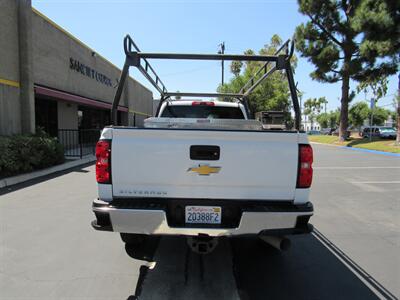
[92,198,313,237]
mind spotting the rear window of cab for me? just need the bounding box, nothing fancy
[161,105,245,119]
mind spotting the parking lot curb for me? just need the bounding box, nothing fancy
[0,156,96,189]
[338,146,400,157]
[310,142,400,157]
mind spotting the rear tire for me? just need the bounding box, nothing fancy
[120,233,147,245]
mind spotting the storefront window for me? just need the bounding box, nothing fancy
[35,98,58,136]
[78,106,111,129]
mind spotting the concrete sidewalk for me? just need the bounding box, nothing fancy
[0,155,95,189]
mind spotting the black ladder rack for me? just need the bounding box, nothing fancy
[111,34,301,130]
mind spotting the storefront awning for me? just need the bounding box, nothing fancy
[34,85,129,112]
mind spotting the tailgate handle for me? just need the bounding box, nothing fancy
[190,145,220,160]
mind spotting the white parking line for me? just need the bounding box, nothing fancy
[349,182,384,192]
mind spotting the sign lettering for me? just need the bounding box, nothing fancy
[69,58,113,87]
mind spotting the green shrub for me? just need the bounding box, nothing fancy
[0,132,64,178]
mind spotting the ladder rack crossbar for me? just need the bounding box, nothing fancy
[164,92,244,98]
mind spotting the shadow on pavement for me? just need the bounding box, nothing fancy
[231,234,381,300]
[124,236,160,300]
[124,236,160,262]
[124,233,393,300]
[126,236,240,300]
[0,161,94,196]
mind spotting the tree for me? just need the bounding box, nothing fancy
[219,35,297,125]
[316,113,330,128]
[388,110,397,126]
[230,61,243,77]
[349,101,390,127]
[369,107,390,126]
[356,75,391,129]
[349,102,369,128]
[320,97,328,113]
[295,0,399,141]
[357,76,388,102]
[330,109,341,128]
[303,97,327,129]
[357,75,389,124]
[317,109,340,128]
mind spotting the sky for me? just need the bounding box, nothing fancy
[32,0,398,112]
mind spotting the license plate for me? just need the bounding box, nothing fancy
[185,206,221,224]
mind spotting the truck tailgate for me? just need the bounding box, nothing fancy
[111,128,299,201]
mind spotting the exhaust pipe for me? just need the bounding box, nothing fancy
[259,235,291,251]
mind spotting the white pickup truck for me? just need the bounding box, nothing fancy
[92,99,314,253]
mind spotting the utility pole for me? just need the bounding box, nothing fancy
[370,98,375,142]
[218,42,225,86]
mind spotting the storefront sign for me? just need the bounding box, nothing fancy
[69,58,112,87]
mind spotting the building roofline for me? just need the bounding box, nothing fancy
[31,7,153,95]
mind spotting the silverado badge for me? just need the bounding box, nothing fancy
[188,164,221,176]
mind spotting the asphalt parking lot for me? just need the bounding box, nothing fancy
[0,144,399,300]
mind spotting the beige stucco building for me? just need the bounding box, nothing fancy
[0,0,153,138]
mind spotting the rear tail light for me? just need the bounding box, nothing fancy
[192,101,215,106]
[297,144,313,188]
[96,140,111,184]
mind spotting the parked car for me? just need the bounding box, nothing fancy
[379,127,397,139]
[362,126,378,138]
[362,126,397,139]
[331,128,351,139]
[321,128,335,135]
